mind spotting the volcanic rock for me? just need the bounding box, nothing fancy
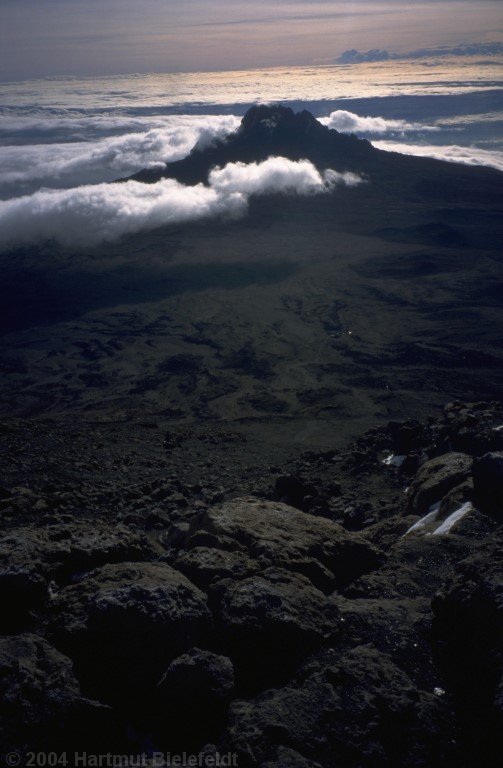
[442,402,503,455]
[347,535,472,600]
[214,568,338,686]
[407,452,472,515]
[48,561,212,701]
[174,545,252,591]
[157,648,234,749]
[181,497,381,593]
[432,536,503,764]
[0,634,111,752]
[273,475,318,510]
[223,646,453,768]
[0,523,160,631]
[472,452,503,521]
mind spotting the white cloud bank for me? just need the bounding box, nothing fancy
[209,159,360,195]
[0,157,362,249]
[0,115,241,197]
[373,140,503,172]
[319,110,437,136]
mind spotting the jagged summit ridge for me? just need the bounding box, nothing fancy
[125,102,502,188]
[196,102,372,160]
[237,104,327,140]
[127,104,375,185]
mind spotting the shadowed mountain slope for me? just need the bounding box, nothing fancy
[128,104,374,184]
[127,104,503,206]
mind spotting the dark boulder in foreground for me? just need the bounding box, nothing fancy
[214,568,338,687]
[432,538,503,765]
[1,400,503,764]
[48,561,212,702]
[0,521,160,632]
[223,646,454,768]
[156,648,234,749]
[472,451,503,521]
[0,634,112,753]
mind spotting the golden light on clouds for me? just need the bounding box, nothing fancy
[0,1,502,80]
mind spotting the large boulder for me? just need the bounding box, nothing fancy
[0,531,48,630]
[432,537,503,763]
[347,535,472,600]
[179,497,381,593]
[407,453,472,515]
[158,647,234,706]
[442,402,503,455]
[0,522,160,631]
[0,634,111,753]
[174,545,251,592]
[472,452,503,521]
[223,646,453,768]
[156,648,234,749]
[49,561,212,701]
[332,596,436,690]
[214,568,338,686]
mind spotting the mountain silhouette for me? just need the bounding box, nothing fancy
[127,104,376,185]
[125,104,502,205]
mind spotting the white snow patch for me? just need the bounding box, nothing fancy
[403,502,441,536]
[430,502,473,536]
[382,454,406,468]
[493,425,503,432]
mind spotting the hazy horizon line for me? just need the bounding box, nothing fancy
[1,41,502,87]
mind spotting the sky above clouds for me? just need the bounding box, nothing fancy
[0,0,502,81]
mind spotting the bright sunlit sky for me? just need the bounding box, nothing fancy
[0,0,502,81]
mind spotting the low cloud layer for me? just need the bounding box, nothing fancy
[0,115,240,198]
[0,157,362,249]
[319,110,437,136]
[337,42,503,64]
[373,140,503,172]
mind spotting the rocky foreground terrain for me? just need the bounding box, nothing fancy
[1,400,502,766]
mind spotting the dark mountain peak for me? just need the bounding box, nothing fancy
[126,104,376,185]
[239,104,324,139]
[123,103,502,189]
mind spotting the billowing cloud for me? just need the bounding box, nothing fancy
[0,179,242,249]
[372,140,503,171]
[209,157,361,195]
[319,110,437,136]
[0,115,240,198]
[0,157,363,249]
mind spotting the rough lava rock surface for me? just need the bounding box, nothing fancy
[1,401,503,765]
[48,561,212,701]
[178,496,382,592]
[0,634,111,753]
